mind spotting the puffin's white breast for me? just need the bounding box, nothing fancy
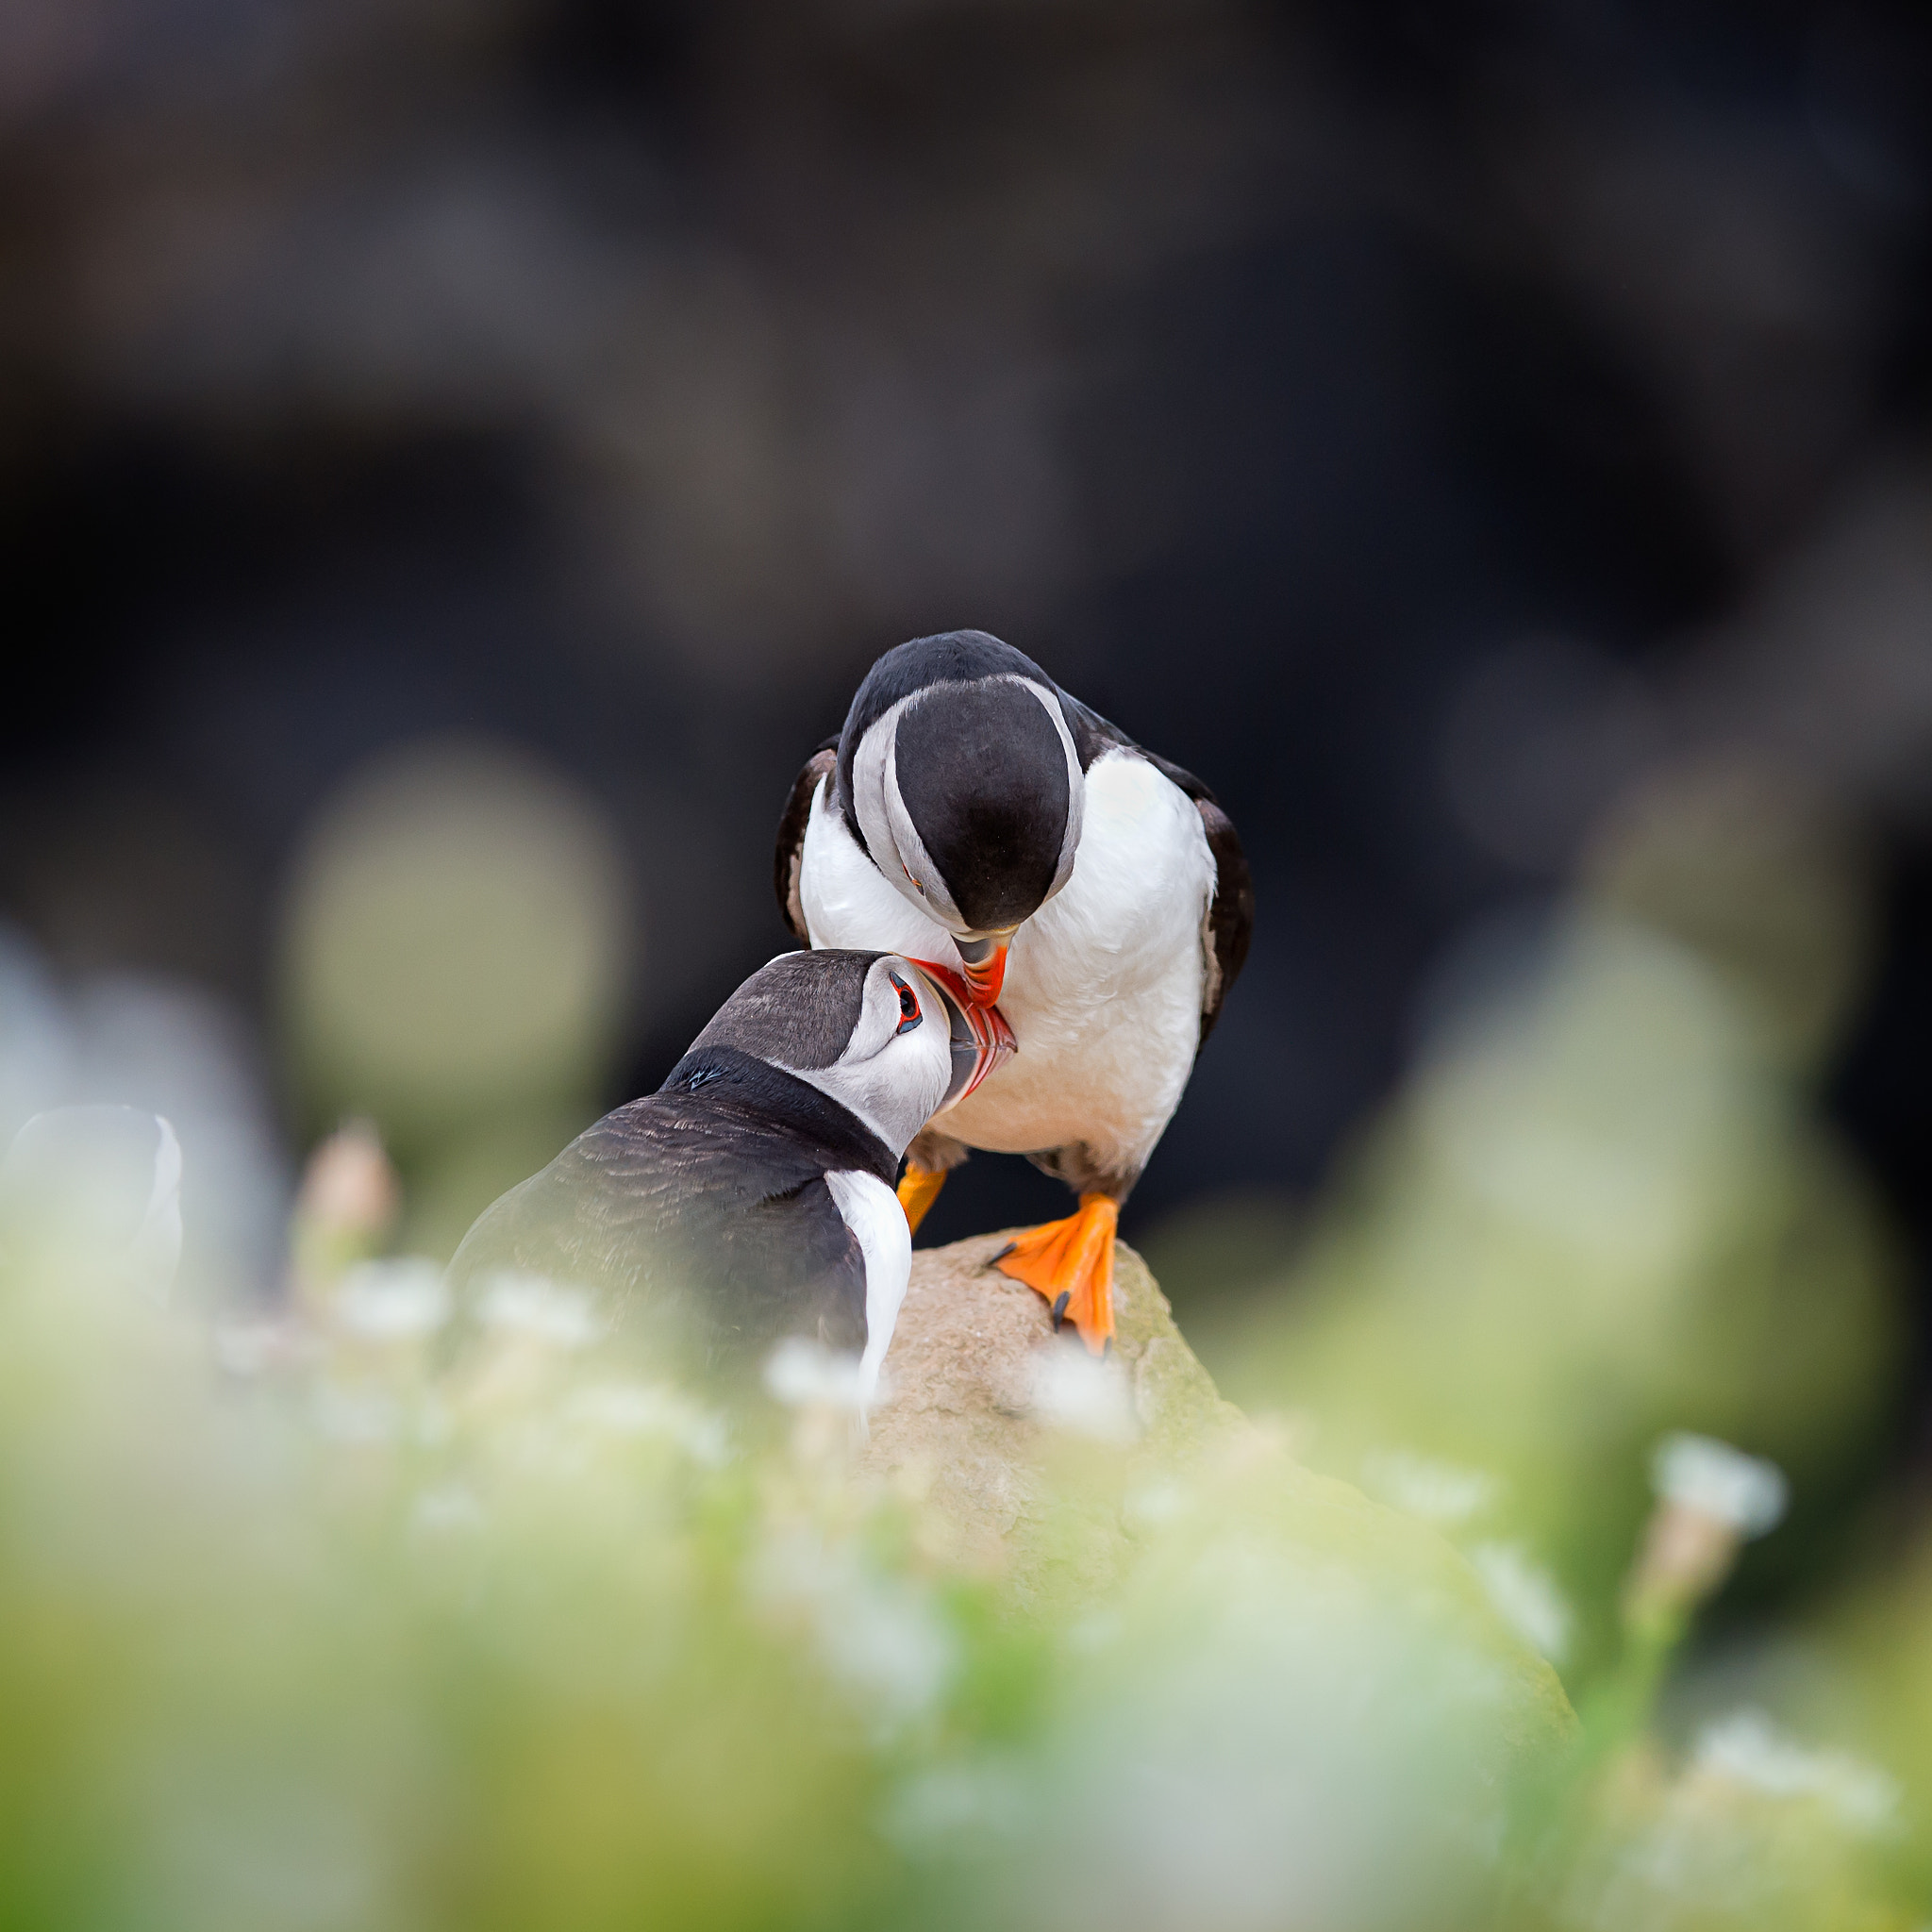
[799,751,1214,1178]
[941,751,1210,1172]
[824,1168,910,1407]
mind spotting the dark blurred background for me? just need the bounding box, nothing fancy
[4,0,1930,1416]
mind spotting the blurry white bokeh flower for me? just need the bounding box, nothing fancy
[1692,1708,1899,1836]
[1029,1343,1139,1446]
[565,1377,731,1467]
[752,1527,954,1728]
[475,1270,601,1348]
[1022,1535,1532,1932]
[885,1758,1031,1849]
[1362,1448,1502,1528]
[1124,1479,1192,1532]
[212,1313,308,1377]
[764,1337,875,1412]
[411,1482,489,1537]
[311,1380,400,1444]
[1653,1433,1789,1536]
[1627,1433,1791,1625]
[1469,1540,1573,1666]
[333,1257,449,1341]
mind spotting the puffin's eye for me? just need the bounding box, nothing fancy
[890,973,922,1035]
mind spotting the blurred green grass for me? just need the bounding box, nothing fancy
[2,746,1927,1930]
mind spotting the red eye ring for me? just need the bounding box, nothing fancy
[890,972,922,1035]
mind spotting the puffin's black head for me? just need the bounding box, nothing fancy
[669,949,1013,1156]
[835,631,1083,1004]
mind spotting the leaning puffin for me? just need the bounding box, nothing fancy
[775,630,1252,1355]
[448,949,1011,1402]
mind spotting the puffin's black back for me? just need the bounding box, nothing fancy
[447,1045,896,1378]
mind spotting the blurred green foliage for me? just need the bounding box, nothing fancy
[1190,761,1906,1652]
[3,749,1928,1929]
[277,741,635,1260]
[0,1200,1580,1932]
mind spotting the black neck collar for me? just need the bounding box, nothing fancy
[658,1044,898,1186]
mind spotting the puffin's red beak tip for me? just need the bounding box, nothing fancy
[961,1000,1017,1097]
[908,958,1016,1102]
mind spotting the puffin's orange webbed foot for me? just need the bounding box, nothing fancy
[896,1163,949,1236]
[991,1193,1118,1355]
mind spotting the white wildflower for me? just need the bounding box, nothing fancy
[764,1337,875,1412]
[566,1378,731,1467]
[212,1313,308,1376]
[1469,1541,1573,1666]
[1652,1434,1787,1537]
[333,1258,449,1341]
[1125,1479,1192,1531]
[413,1391,452,1448]
[311,1380,399,1443]
[821,1574,953,1725]
[1362,1449,1501,1528]
[1029,1345,1139,1446]
[1065,1609,1124,1654]
[885,1760,1031,1847]
[475,1271,601,1348]
[1693,1708,1899,1836]
[752,1528,954,1726]
[1627,1436,1788,1624]
[411,1483,487,1535]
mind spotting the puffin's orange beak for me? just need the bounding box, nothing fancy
[912,960,1016,1105]
[955,932,1014,1007]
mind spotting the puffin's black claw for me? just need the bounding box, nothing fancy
[991,1241,1017,1266]
[1050,1290,1071,1330]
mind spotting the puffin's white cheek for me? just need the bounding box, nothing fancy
[889,1033,945,1130]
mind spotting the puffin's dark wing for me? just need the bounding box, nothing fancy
[448,1091,868,1365]
[1056,693,1254,1042]
[774,736,840,941]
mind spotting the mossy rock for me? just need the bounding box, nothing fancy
[864,1229,1578,1788]
[860,1235,1226,1516]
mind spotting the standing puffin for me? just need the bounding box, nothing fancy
[448,949,1012,1403]
[774,630,1252,1355]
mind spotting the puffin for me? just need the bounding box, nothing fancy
[774,630,1252,1355]
[448,948,1011,1403]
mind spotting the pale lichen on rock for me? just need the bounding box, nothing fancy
[863,1229,1579,1778]
[859,1232,1241,1561]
